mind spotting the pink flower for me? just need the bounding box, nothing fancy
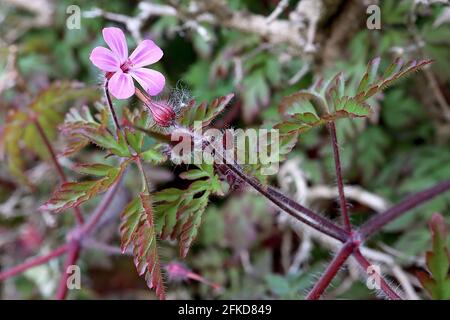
[146,99,176,127]
[89,27,165,99]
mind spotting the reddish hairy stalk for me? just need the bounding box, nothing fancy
[327,122,351,232]
[0,168,123,296]
[252,175,348,242]
[206,139,349,242]
[0,244,68,281]
[54,177,123,299]
[55,241,80,300]
[352,249,401,300]
[34,119,84,225]
[104,81,122,132]
[306,241,355,300]
[145,125,349,242]
[360,177,450,239]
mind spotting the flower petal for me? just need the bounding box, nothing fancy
[130,68,165,96]
[89,47,120,72]
[102,27,128,64]
[108,70,135,99]
[129,40,163,68]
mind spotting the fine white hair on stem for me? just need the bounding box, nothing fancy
[277,158,420,299]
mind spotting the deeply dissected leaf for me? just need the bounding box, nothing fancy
[152,165,224,257]
[122,107,153,153]
[119,193,166,299]
[61,106,131,157]
[335,97,371,117]
[178,192,210,258]
[355,58,432,102]
[40,160,129,213]
[179,94,234,128]
[274,58,430,137]
[417,213,450,300]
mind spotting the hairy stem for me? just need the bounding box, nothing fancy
[352,249,401,300]
[0,244,68,281]
[228,162,348,242]
[55,240,80,300]
[34,119,84,224]
[197,132,349,242]
[306,241,354,300]
[328,122,351,231]
[150,125,349,242]
[104,82,121,133]
[360,177,450,239]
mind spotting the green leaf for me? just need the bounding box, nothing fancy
[119,193,166,299]
[119,198,141,252]
[61,107,131,157]
[180,169,211,180]
[355,59,432,102]
[335,97,371,117]
[73,163,117,176]
[279,91,327,116]
[153,166,222,255]
[140,148,166,164]
[417,213,450,300]
[40,160,129,213]
[357,57,381,93]
[179,192,210,257]
[179,94,234,128]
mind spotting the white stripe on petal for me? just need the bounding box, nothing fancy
[130,68,165,96]
[129,40,163,68]
[108,70,135,99]
[89,47,120,72]
[103,27,128,65]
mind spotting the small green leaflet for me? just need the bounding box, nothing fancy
[61,106,131,157]
[354,58,432,102]
[40,161,130,213]
[153,165,224,257]
[417,213,450,300]
[274,58,431,136]
[179,94,234,128]
[119,193,166,299]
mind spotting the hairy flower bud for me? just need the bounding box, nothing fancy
[146,99,176,127]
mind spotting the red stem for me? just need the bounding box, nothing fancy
[0,244,68,281]
[306,241,354,300]
[360,177,450,239]
[217,152,349,242]
[183,130,350,243]
[53,175,123,299]
[1,89,127,297]
[55,241,80,300]
[328,122,351,232]
[104,82,121,133]
[34,119,84,225]
[352,249,401,300]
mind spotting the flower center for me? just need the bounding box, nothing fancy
[120,59,133,73]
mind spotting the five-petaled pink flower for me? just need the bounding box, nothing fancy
[90,27,165,99]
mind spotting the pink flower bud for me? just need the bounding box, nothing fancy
[146,99,176,127]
